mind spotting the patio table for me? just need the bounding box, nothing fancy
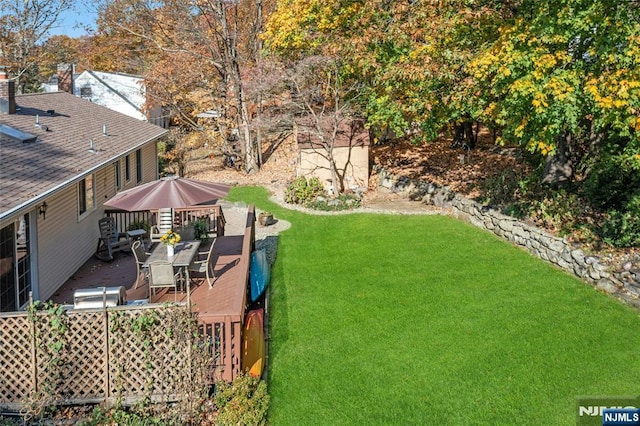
[143,240,201,294]
[127,228,148,248]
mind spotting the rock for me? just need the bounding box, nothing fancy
[548,239,566,254]
[596,279,619,294]
[258,212,274,227]
[571,249,585,262]
[499,220,514,232]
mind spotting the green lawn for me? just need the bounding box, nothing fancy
[228,187,640,425]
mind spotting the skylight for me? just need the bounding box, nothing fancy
[0,124,37,143]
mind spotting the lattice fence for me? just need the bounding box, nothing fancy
[0,305,212,411]
[0,314,34,405]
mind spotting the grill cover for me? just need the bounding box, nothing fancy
[73,286,126,309]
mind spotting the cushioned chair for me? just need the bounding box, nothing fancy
[95,217,131,261]
[188,239,217,288]
[148,260,183,302]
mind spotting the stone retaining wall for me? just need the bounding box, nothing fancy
[373,165,640,309]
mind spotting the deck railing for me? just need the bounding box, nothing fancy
[199,206,255,382]
[105,204,226,237]
[104,210,152,234]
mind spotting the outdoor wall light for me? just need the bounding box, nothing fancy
[38,202,48,220]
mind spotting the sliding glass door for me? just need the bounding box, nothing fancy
[0,214,32,312]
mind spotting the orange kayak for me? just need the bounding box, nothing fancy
[242,308,265,378]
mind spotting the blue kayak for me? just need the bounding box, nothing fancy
[250,249,270,302]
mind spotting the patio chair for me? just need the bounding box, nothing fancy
[188,238,217,288]
[95,217,131,261]
[150,208,174,244]
[148,260,184,302]
[131,240,152,289]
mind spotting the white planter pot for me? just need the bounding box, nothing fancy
[167,245,174,257]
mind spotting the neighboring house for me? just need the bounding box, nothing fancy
[0,69,168,313]
[43,64,168,128]
[295,117,370,194]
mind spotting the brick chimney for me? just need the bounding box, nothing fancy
[57,63,74,94]
[0,67,16,114]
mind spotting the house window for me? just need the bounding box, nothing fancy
[115,161,121,190]
[80,86,92,98]
[125,155,131,182]
[136,149,142,183]
[0,215,31,312]
[78,174,95,216]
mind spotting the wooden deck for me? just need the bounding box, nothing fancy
[127,234,246,312]
[53,234,248,312]
[53,205,256,382]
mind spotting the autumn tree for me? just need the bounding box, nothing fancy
[241,58,292,165]
[266,1,640,177]
[287,57,364,195]
[263,1,501,146]
[38,35,83,81]
[0,0,74,92]
[92,0,269,174]
[468,0,640,183]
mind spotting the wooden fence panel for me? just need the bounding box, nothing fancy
[199,315,243,383]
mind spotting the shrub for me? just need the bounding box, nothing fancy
[306,193,362,211]
[601,210,640,248]
[480,169,525,207]
[285,177,325,205]
[127,220,150,233]
[214,373,269,426]
[79,405,167,426]
[584,144,640,247]
[0,416,21,426]
[529,190,585,236]
[600,196,640,248]
[583,146,640,211]
[192,218,210,243]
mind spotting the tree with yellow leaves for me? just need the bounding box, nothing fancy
[264,0,502,145]
[469,0,640,183]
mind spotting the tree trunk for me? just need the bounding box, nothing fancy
[255,0,264,169]
[219,0,260,174]
[328,150,342,196]
[542,132,573,185]
[452,120,475,149]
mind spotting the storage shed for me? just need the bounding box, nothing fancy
[294,117,370,194]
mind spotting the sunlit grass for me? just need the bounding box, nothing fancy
[229,186,640,425]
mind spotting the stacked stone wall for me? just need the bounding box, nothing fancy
[373,165,640,309]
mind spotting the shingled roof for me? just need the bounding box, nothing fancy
[295,117,369,150]
[0,91,167,219]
